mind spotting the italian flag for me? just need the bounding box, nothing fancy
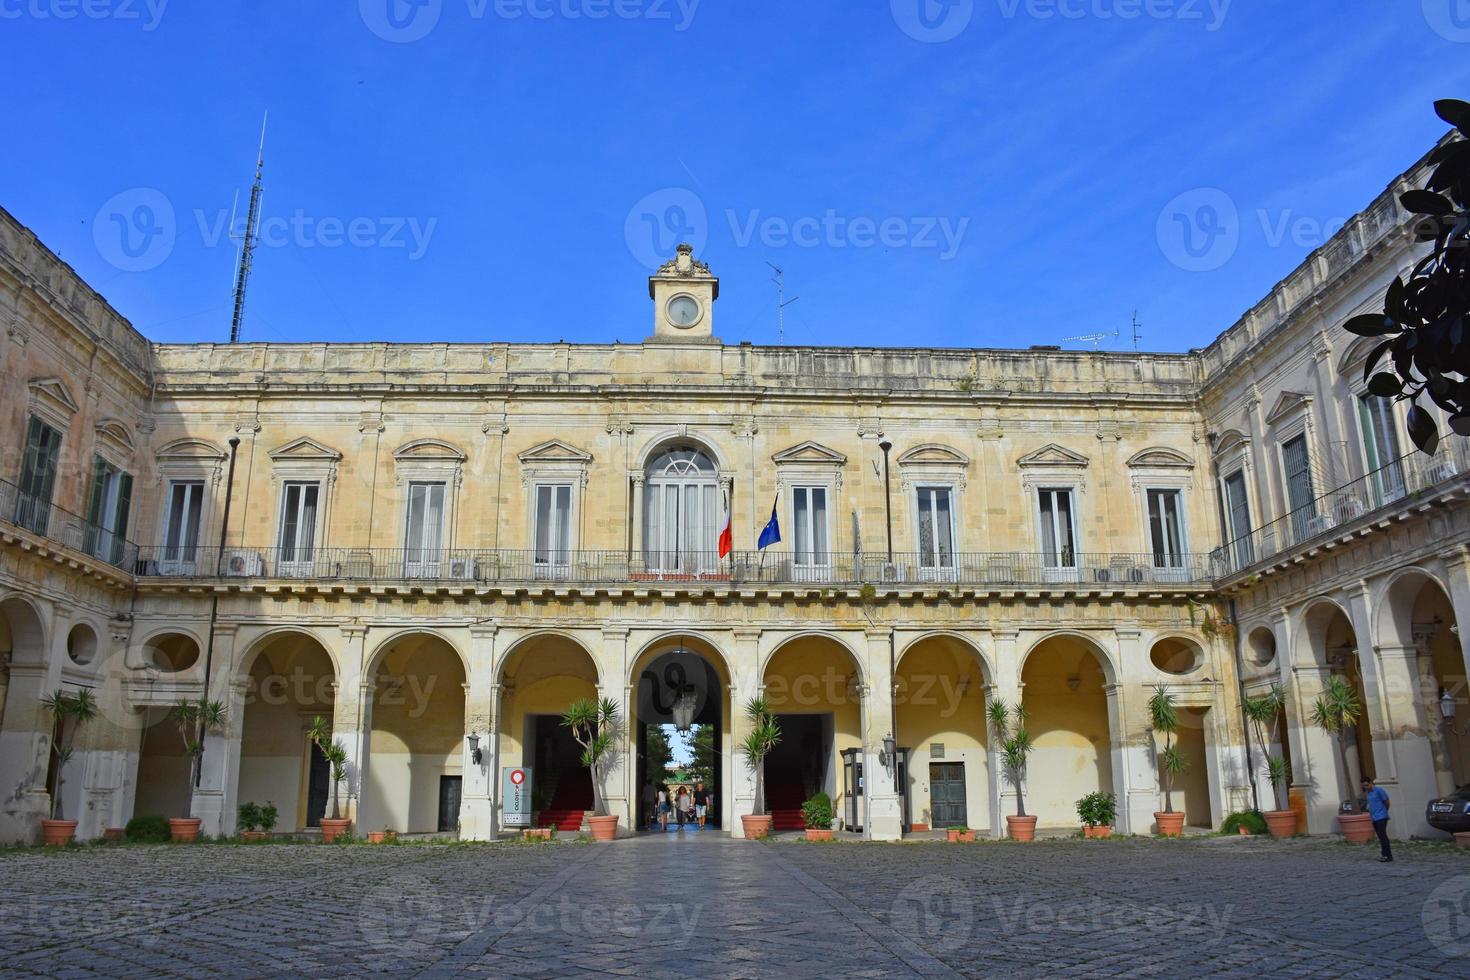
[718,489,733,559]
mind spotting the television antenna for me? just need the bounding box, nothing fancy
[1130,310,1143,350]
[766,262,799,344]
[1063,329,1118,350]
[228,112,268,344]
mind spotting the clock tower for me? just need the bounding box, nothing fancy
[649,243,719,343]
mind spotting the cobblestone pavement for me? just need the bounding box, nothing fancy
[1,832,1468,978]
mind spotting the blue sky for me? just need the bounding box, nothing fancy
[2,1,1468,352]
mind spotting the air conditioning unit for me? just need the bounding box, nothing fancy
[448,557,477,581]
[879,562,907,582]
[223,550,263,577]
[1304,515,1335,538]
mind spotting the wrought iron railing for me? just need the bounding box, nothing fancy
[130,546,1213,587]
[1213,440,1470,578]
[0,477,138,570]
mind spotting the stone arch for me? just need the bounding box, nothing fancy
[234,626,343,682]
[1373,565,1453,650]
[1018,631,1118,827]
[634,429,733,473]
[497,629,601,685]
[1294,596,1355,669]
[0,593,48,667]
[895,630,995,684]
[365,627,470,681]
[1017,630,1119,686]
[761,630,866,688]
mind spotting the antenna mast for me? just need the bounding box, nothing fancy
[1131,310,1143,350]
[766,262,799,344]
[1063,329,1118,351]
[229,112,268,344]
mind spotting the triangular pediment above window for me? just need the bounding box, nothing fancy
[896,443,970,466]
[1126,447,1194,469]
[155,438,228,461]
[27,377,80,418]
[268,436,342,462]
[1264,390,1312,427]
[1016,444,1089,468]
[517,439,593,465]
[771,441,847,466]
[394,438,467,462]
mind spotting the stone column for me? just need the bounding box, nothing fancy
[864,628,902,841]
[1287,663,1346,833]
[0,660,54,844]
[1344,583,1398,785]
[190,625,239,837]
[728,628,761,837]
[332,626,370,827]
[1112,628,1156,836]
[629,476,644,570]
[599,625,631,834]
[988,630,1020,837]
[459,624,499,841]
[1372,642,1440,838]
[1439,546,1470,692]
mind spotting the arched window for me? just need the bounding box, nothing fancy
[645,446,720,573]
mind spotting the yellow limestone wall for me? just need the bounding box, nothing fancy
[364,639,466,833]
[1174,706,1212,827]
[762,637,862,811]
[237,642,335,830]
[1022,641,1113,827]
[498,641,599,785]
[895,641,989,829]
[133,706,192,819]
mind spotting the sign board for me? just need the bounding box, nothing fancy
[502,767,533,827]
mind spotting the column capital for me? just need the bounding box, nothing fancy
[1113,628,1142,640]
[731,627,762,642]
[602,626,631,641]
[340,625,369,641]
[469,623,500,639]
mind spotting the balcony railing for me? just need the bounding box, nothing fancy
[1213,440,1470,578]
[131,547,1215,588]
[0,477,138,570]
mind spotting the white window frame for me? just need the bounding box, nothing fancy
[392,440,466,580]
[1035,486,1080,582]
[402,480,448,579]
[1143,487,1189,578]
[532,482,576,579]
[159,479,207,574]
[151,439,227,576]
[1356,392,1406,508]
[277,480,322,577]
[1278,432,1321,544]
[643,445,722,576]
[790,484,833,582]
[771,440,847,583]
[912,483,959,581]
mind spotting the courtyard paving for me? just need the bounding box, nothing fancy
[0,832,1467,978]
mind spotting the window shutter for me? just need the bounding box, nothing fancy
[86,456,107,526]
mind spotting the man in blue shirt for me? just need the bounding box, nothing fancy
[1362,777,1392,862]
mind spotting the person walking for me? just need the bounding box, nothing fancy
[693,781,710,830]
[1362,777,1392,862]
[657,784,670,832]
[676,786,691,829]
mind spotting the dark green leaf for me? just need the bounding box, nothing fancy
[1450,413,1470,437]
[1342,313,1398,337]
[1401,189,1455,215]
[1362,339,1394,382]
[1434,99,1470,136]
[1367,373,1402,397]
[1407,404,1440,454]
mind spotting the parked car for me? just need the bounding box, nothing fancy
[1425,784,1470,834]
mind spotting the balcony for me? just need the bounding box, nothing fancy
[130,546,1214,590]
[1213,440,1470,580]
[0,477,139,571]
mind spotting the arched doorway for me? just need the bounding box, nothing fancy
[1302,600,1373,800]
[630,635,730,832]
[236,631,337,831]
[132,632,205,822]
[1148,636,1213,828]
[1020,634,1115,828]
[761,635,863,832]
[0,595,49,841]
[894,634,990,834]
[363,633,467,835]
[497,633,599,832]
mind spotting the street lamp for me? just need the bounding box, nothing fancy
[880,732,896,769]
[1441,688,1470,737]
[878,440,894,562]
[673,688,698,733]
[466,732,483,765]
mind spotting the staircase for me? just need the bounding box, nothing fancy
[537,778,592,832]
[765,780,807,832]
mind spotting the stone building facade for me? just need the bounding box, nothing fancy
[1,140,1467,845]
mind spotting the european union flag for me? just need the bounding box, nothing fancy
[757,493,781,550]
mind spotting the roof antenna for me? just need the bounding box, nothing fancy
[1131,310,1143,350]
[228,112,268,344]
[766,261,799,345]
[1063,329,1118,350]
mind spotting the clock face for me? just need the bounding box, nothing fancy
[667,295,702,328]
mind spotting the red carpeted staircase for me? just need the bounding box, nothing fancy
[765,780,807,831]
[538,779,593,832]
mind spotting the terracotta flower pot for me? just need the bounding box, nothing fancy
[239,831,269,843]
[588,815,619,841]
[169,818,202,843]
[1337,812,1374,844]
[522,828,552,840]
[1154,811,1186,837]
[1455,832,1470,850]
[1237,825,1251,836]
[366,831,386,844]
[1083,825,1112,839]
[103,827,125,842]
[319,818,351,843]
[805,828,834,842]
[1264,810,1298,839]
[1006,815,1038,841]
[40,819,77,846]
[741,814,773,840]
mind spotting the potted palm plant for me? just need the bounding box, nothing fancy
[1242,685,1297,838]
[740,696,781,839]
[40,689,98,845]
[237,801,277,842]
[1076,791,1116,838]
[1148,686,1188,837]
[561,697,624,840]
[802,792,834,841]
[1311,675,1374,843]
[166,698,227,842]
[307,716,352,843]
[988,699,1036,840]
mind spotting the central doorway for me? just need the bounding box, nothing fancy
[632,643,727,832]
[528,714,593,831]
[929,762,967,828]
[765,714,831,831]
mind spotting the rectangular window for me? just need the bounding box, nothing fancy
[1358,394,1405,505]
[161,480,205,570]
[278,481,321,571]
[1222,470,1254,567]
[84,456,133,565]
[533,484,572,570]
[792,486,830,572]
[1146,489,1185,569]
[15,415,63,536]
[403,481,445,577]
[916,486,955,570]
[1037,487,1077,569]
[1281,435,1317,544]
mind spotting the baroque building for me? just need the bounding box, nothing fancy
[1,142,1468,845]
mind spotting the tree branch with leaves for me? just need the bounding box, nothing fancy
[167,698,226,813]
[988,699,1033,818]
[561,697,624,817]
[1148,686,1188,814]
[41,689,98,821]
[1310,674,1363,814]
[740,696,781,817]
